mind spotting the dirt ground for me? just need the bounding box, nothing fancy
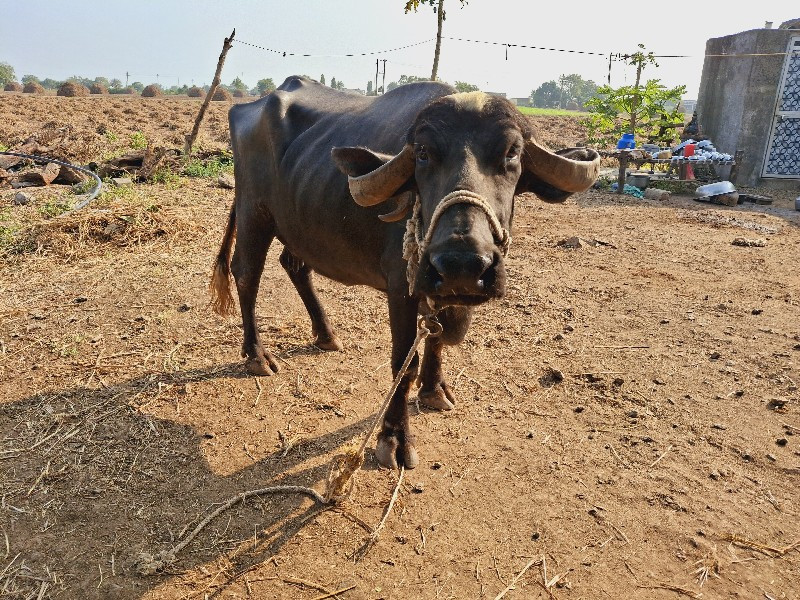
[1,93,799,600]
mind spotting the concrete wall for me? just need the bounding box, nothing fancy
[697,28,799,189]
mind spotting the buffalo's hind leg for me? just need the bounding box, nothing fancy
[375,290,420,470]
[231,214,280,376]
[279,248,343,351]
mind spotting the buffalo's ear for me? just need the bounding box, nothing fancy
[331,147,394,178]
[517,146,600,203]
[331,145,416,207]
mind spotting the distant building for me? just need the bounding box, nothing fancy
[680,99,697,113]
[486,91,507,99]
[697,19,800,187]
[511,97,532,107]
[344,88,366,95]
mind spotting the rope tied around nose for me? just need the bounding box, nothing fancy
[402,190,511,296]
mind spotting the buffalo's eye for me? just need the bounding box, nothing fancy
[416,145,429,163]
[505,147,520,163]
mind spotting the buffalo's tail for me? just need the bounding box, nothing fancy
[210,203,237,316]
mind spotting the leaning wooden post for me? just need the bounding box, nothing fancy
[184,29,235,156]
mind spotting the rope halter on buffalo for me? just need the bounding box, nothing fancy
[402,190,511,297]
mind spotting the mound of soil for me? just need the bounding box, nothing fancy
[4,82,22,92]
[89,83,109,95]
[57,82,89,97]
[212,87,233,101]
[23,82,45,94]
[187,86,203,98]
[141,84,163,98]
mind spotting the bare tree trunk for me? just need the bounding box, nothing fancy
[430,0,444,81]
[184,29,235,156]
[628,58,643,137]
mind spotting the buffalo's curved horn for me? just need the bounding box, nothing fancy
[378,192,414,223]
[524,139,600,193]
[348,145,415,206]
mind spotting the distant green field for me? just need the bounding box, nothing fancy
[517,106,589,117]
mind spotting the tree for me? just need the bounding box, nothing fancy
[41,78,62,90]
[131,81,144,92]
[256,78,275,94]
[404,0,467,81]
[330,77,337,88]
[22,74,40,85]
[94,76,110,88]
[583,79,686,147]
[320,74,326,85]
[531,80,560,108]
[555,73,598,109]
[229,76,248,92]
[366,80,375,96]
[0,62,16,85]
[110,78,122,89]
[454,81,479,93]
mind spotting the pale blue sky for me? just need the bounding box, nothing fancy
[1,1,797,98]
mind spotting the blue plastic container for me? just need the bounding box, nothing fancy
[616,133,636,149]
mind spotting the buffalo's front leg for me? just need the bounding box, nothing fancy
[417,335,456,410]
[417,306,472,410]
[375,291,420,470]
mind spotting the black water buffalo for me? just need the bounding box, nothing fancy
[211,76,599,469]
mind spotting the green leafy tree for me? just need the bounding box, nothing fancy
[454,81,479,93]
[556,74,598,109]
[94,76,110,88]
[531,80,560,108]
[22,74,40,85]
[583,79,686,147]
[256,78,276,94]
[330,76,337,88]
[131,81,145,92]
[320,74,326,85]
[0,62,16,85]
[229,76,248,92]
[366,80,374,95]
[41,78,62,89]
[109,78,122,89]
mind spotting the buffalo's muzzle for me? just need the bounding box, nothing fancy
[420,250,501,305]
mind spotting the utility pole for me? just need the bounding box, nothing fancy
[126,71,129,86]
[381,59,387,95]
[375,59,379,95]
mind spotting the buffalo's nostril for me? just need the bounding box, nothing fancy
[428,251,493,295]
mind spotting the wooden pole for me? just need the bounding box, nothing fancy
[430,0,444,80]
[184,29,235,156]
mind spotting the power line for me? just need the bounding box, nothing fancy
[234,38,435,58]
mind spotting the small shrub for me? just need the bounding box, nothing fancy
[183,153,234,178]
[38,199,73,218]
[129,131,148,150]
[150,167,181,186]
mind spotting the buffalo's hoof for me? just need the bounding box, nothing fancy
[314,334,343,352]
[244,349,279,376]
[376,430,418,470]
[417,382,456,411]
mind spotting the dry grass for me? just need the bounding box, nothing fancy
[57,82,89,97]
